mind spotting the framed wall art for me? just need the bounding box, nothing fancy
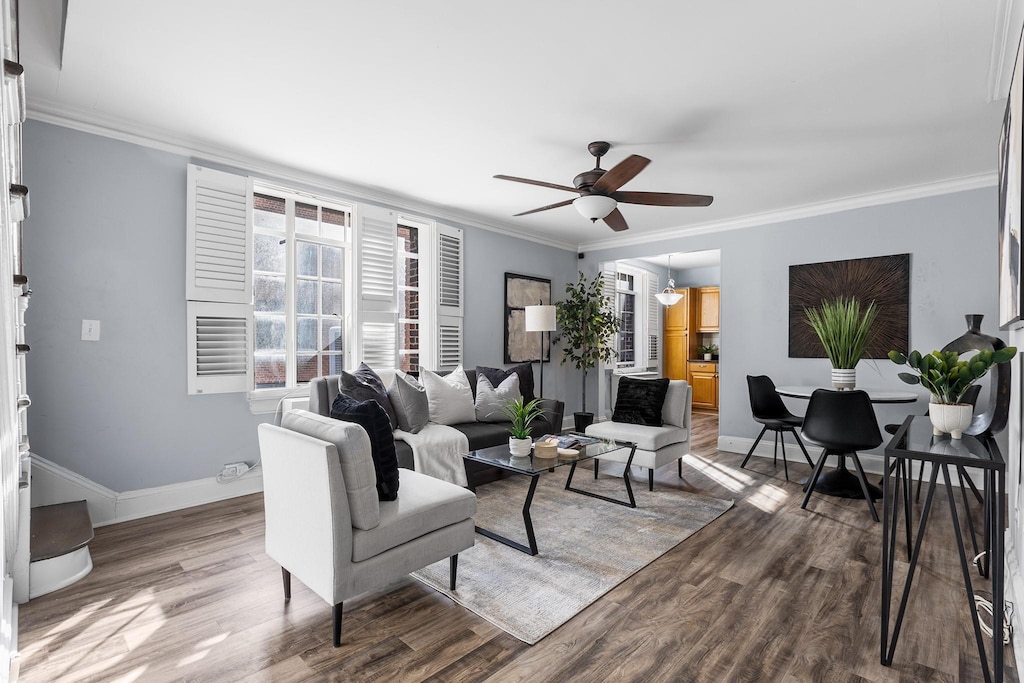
[999,28,1023,329]
[789,254,910,359]
[504,273,552,364]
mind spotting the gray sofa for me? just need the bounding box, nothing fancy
[309,367,565,485]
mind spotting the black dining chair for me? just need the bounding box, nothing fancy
[883,384,983,503]
[740,375,815,480]
[800,389,883,521]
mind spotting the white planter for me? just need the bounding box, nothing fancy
[929,403,973,440]
[508,437,533,457]
[703,353,713,361]
[831,368,856,390]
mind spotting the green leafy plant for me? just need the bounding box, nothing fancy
[499,396,547,440]
[698,343,718,355]
[805,296,879,368]
[888,347,1016,404]
[553,271,622,414]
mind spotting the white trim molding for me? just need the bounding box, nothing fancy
[988,0,1024,103]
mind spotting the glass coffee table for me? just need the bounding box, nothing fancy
[463,433,636,555]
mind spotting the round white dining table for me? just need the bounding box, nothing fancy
[773,385,918,501]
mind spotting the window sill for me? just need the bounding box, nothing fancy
[248,387,311,415]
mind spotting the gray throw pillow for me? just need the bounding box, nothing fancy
[475,373,521,422]
[388,371,429,433]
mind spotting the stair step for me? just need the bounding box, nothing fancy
[30,501,93,562]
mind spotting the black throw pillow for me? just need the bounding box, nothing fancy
[340,362,398,430]
[612,377,670,427]
[477,362,536,402]
[330,393,400,501]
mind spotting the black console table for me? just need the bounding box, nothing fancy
[882,416,1006,683]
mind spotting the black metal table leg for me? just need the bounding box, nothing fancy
[565,446,637,508]
[474,474,540,555]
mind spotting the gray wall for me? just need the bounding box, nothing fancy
[673,265,720,287]
[23,121,577,490]
[585,187,1003,446]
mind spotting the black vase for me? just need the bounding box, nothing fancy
[940,314,1011,436]
[573,412,595,433]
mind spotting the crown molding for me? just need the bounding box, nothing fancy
[26,99,579,252]
[576,173,998,253]
[987,0,1022,103]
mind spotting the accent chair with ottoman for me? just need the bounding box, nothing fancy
[585,374,693,491]
[258,410,477,646]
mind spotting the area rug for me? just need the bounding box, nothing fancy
[411,469,734,644]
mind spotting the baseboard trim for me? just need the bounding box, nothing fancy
[30,455,263,527]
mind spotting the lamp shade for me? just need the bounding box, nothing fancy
[525,304,557,332]
[573,194,617,221]
[655,289,683,307]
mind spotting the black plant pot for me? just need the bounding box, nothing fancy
[573,412,595,433]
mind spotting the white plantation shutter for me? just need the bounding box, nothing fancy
[358,204,398,370]
[187,301,253,394]
[600,263,617,311]
[647,272,660,369]
[186,164,252,304]
[186,164,253,394]
[436,224,464,370]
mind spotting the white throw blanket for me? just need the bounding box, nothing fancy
[395,423,469,487]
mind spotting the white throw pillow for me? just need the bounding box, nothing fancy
[475,373,521,422]
[420,366,477,425]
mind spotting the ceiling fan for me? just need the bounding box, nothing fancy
[494,141,713,232]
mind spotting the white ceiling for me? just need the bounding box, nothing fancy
[639,250,721,271]
[19,1,1018,250]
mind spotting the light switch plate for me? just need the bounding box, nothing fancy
[81,320,100,341]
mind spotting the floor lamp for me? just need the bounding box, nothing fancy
[525,302,557,399]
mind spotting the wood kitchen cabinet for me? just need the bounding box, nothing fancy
[663,289,694,380]
[697,286,720,333]
[688,360,719,411]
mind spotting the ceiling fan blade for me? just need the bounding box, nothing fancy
[611,191,714,207]
[602,208,629,232]
[591,155,650,194]
[493,175,579,194]
[513,198,575,217]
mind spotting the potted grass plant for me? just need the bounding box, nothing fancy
[888,347,1015,439]
[554,272,621,432]
[500,396,547,456]
[805,296,879,389]
[698,343,718,361]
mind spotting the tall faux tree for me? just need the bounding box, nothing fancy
[554,271,621,414]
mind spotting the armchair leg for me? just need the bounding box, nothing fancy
[594,458,599,479]
[282,567,291,600]
[333,603,343,647]
[678,457,683,479]
[450,554,459,591]
[649,468,654,491]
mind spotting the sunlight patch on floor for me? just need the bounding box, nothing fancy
[682,453,757,492]
[747,483,788,513]
[110,665,149,682]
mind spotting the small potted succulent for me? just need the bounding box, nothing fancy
[805,296,879,389]
[500,396,547,456]
[888,347,1016,439]
[698,343,718,361]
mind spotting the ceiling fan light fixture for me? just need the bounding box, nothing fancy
[573,194,617,222]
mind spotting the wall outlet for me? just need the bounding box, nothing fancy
[220,462,249,478]
[81,319,100,341]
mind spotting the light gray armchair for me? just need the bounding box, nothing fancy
[258,410,477,646]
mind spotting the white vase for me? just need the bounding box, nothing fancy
[703,353,713,361]
[831,368,856,390]
[929,403,973,440]
[508,436,533,457]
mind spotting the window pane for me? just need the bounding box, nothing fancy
[254,234,285,274]
[297,317,317,352]
[255,314,285,351]
[400,352,419,374]
[296,241,318,277]
[321,354,344,377]
[322,282,343,316]
[296,280,317,314]
[296,202,318,235]
[254,275,285,312]
[398,224,419,253]
[322,207,349,241]
[399,288,419,320]
[400,257,419,288]
[401,322,419,351]
[297,355,318,383]
[322,245,343,279]
[322,321,343,351]
[255,355,286,389]
[254,193,285,231]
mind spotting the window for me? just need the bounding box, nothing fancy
[617,272,636,365]
[397,221,422,374]
[252,190,351,390]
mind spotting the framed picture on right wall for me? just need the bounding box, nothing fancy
[998,26,1023,330]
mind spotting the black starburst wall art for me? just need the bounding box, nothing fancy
[788,254,910,359]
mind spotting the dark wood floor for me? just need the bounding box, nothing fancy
[17,412,1017,682]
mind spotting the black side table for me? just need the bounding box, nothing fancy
[882,416,1006,683]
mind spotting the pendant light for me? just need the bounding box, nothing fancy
[654,253,683,307]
